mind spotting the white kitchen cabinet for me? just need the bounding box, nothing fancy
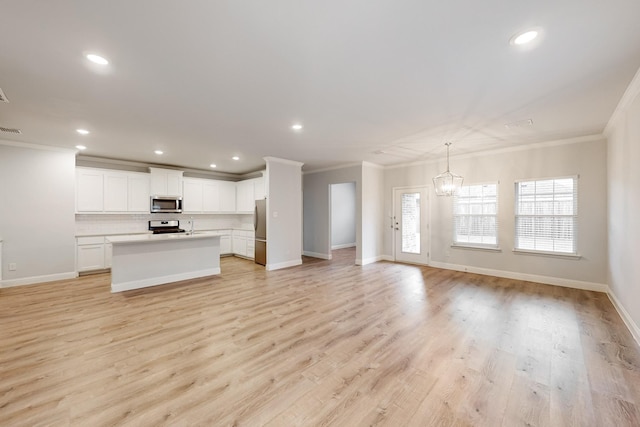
[203,180,220,212]
[219,230,232,255]
[219,181,236,213]
[183,178,222,213]
[149,167,183,197]
[182,178,204,213]
[232,230,255,259]
[254,176,265,201]
[232,234,247,257]
[77,236,106,272]
[76,169,104,212]
[77,168,150,213]
[236,179,255,213]
[128,173,150,212]
[104,172,128,212]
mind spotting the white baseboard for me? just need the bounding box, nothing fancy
[428,261,609,293]
[331,243,356,250]
[380,255,394,262]
[607,290,640,348]
[266,259,302,271]
[1,271,78,288]
[111,267,220,293]
[356,255,387,266]
[303,251,332,260]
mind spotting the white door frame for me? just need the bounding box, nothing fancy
[392,186,431,265]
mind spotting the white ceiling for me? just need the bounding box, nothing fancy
[1,0,640,174]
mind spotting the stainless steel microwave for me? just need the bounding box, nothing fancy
[150,195,183,213]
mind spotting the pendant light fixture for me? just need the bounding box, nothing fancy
[432,142,463,196]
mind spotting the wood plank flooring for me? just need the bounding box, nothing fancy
[1,248,639,426]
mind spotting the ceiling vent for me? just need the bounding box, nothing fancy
[0,126,22,134]
[0,87,9,103]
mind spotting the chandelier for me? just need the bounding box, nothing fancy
[432,142,463,196]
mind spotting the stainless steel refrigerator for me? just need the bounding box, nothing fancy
[254,199,267,265]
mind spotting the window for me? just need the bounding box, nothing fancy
[453,183,498,248]
[514,177,577,255]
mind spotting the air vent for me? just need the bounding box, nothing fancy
[0,126,22,134]
[0,87,9,103]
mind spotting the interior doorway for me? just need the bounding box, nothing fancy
[330,182,356,262]
[393,186,430,264]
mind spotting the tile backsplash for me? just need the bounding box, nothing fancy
[76,214,253,236]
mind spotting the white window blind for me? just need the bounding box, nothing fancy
[453,183,498,248]
[515,177,577,254]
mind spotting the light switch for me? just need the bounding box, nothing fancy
[273,211,278,218]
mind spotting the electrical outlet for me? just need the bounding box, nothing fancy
[9,263,17,271]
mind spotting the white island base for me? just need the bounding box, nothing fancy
[108,233,221,293]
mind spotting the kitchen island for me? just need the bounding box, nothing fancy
[107,232,221,293]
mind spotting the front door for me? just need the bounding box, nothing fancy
[393,187,429,264]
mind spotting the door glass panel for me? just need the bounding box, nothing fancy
[401,192,420,254]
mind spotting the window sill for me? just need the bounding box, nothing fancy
[451,244,502,253]
[512,249,582,259]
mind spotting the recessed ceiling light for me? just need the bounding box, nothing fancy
[76,128,90,135]
[210,163,217,168]
[75,145,87,150]
[154,150,163,155]
[86,54,109,65]
[232,156,240,161]
[511,29,540,46]
[291,123,303,131]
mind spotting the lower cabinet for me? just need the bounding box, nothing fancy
[77,236,107,272]
[232,230,255,259]
[219,230,232,255]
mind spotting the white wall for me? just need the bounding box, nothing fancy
[0,141,77,286]
[303,164,362,260]
[330,182,356,249]
[265,157,303,271]
[384,137,608,289]
[606,69,640,342]
[360,162,385,265]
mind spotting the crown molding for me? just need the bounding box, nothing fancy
[604,65,640,136]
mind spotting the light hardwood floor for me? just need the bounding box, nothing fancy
[1,248,639,426]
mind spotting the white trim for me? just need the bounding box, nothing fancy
[303,163,362,175]
[380,255,394,261]
[607,290,640,348]
[0,138,77,153]
[331,243,356,250]
[383,134,604,171]
[111,267,220,293]
[429,260,608,293]
[1,271,78,288]
[356,255,386,266]
[452,244,502,252]
[604,65,640,136]
[263,157,304,168]
[303,251,331,260]
[266,258,302,271]
[512,248,581,259]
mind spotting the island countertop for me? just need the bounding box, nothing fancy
[107,231,222,245]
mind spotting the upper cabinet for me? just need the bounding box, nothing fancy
[182,178,233,213]
[236,176,265,213]
[76,167,150,214]
[236,180,254,213]
[149,167,183,197]
[76,168,104,212]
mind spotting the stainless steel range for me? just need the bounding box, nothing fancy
[148,220,186,234]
